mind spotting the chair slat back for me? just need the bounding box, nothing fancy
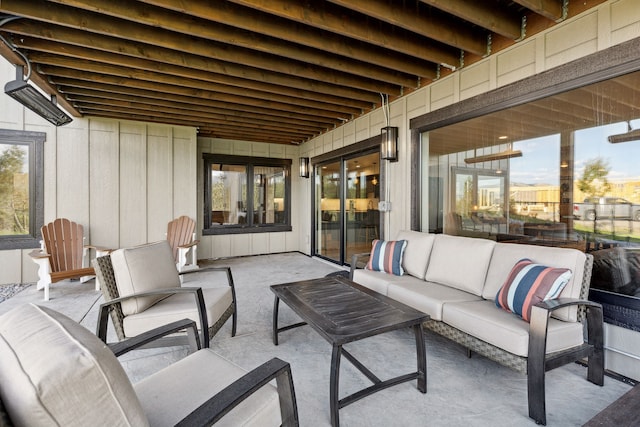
[167,216,195,261]
[41,218,85,273]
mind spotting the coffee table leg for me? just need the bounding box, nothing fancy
[273,296,280,346]
[330,344,342,427]
[413,323,427,393]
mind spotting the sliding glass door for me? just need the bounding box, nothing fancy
[314,151,380,265]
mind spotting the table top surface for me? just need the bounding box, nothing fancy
[271,275,430,345]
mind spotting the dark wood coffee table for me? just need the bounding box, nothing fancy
[271,275,429,427]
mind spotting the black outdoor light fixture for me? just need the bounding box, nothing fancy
[4,65,72,126]
[380,94,398,162]
[299,157,310,178]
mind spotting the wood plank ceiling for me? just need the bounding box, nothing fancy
[0,0,604,145]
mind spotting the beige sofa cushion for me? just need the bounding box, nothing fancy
[443,300,584,357]
[135,349,281,427]
[424,234,496,296]
[0,304,148,427]
[483,243,587,322]
[387,280,481,321]
[111,241,181,316]
[395,230,435,279]
[352,268,393,295]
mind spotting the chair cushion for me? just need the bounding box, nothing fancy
[123,286,233,338]
[134,349,281,427]
[495,258,572,322]
[111,241,182,315]
[366,239,407,276]
[0,304,148,427]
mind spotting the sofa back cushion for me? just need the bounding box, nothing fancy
[0,304,148,427]
[395,230,436,278]
[425,235,496,296]
[111,240,181,316]
[483,243,587,322]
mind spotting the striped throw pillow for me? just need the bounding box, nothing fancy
[495,258,572,322]
[366,239,407,276]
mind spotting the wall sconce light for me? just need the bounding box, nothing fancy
[299,157,310,178]
[381,126,398,162]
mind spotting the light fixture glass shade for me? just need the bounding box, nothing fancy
[4,67,72,126]
[381,126,398,161]
[299,157,310,178]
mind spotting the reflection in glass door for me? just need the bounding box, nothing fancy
[314,152,380,265]
[315,161,342,263]
[451,168,506,235]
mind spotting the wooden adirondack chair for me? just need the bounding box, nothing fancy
[167,215,199,272]
[29,218,110,301]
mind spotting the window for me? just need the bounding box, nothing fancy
[0,129,45,249]
[203,154,291,234]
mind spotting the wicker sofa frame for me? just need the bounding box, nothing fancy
[93,255,237,348]
[351,251,604,425]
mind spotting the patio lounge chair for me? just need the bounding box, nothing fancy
[167,215,199,272]
[0,303,298,426]
[93,240,237,348]
[28,218,111,301]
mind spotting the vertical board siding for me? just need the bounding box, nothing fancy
[147,126,173,243]
[119,124,147,247]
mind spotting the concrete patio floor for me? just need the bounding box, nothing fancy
[0,252,633,426]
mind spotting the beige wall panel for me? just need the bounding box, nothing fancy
[56,125,90,222]
[21,250,39,283]
[460,61,491,100]
[0,250,21,283]
[269,233,286,253]
[119,123,147,247]
[41,127,58,220]
[0,60,22,129]
[545,13,599,69]
[406,87,428,118]
[232,140,251,156]
[88,119,119,249]
[251,233,269,255]
[213,138,232,154]
[355,115,370,142]
[252,141,269,157]
[230,234,251,257]
[611,0,640,45]
[342,121,356,146]
[172,127,197,219]
[323,133,333,153]
[332,127,344,150]
[147,126,173,243]
[269,144,285,159]
[496,40,536,87]
[430,77,455,111]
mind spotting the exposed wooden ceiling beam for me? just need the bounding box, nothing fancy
[227,0,461,68]
[139,0,438,79]
[45,0,420,88]
[1,0,399,97]
[511,0,564,22]
[46,70,355,121]
[420,0,522,40]
[328,0,487,56]
[11,32,384,103]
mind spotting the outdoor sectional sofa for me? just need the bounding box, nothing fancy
[350,230,604,425]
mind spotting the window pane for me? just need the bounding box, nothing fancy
[0,143,29,236]
[255,166,286,225]
[210,164,247,225]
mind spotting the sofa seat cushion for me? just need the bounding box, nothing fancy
[123,286,233,338]
[135,348,281,427]
[111,241,182,315]
[442,300,584,357]
[395,230,435,279]
[0,304,148,427]
[387,281,481,321]
[425,235,496,296]
[483,243,587,322]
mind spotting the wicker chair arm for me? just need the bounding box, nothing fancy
[97,287,210,348]
[349,252,371,280]
[109,319,201,357]
[175,357,299,427]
